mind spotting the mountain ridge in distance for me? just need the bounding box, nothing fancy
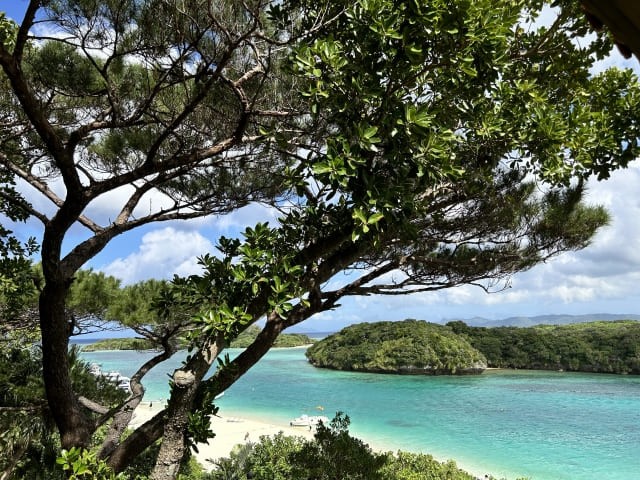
[455,313,640,328]
[287,313,640,334]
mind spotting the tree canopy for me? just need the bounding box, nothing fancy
[1,1,640,479]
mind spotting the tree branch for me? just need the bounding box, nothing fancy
[98,336,178,459]
[14,0,39,61]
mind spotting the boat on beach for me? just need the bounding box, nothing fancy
[88,364,131,392]
[289,414,329,427]
[116,377,131,392]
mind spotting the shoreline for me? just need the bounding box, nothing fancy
[129,403,494,479]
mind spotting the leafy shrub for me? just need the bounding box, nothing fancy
[57,447,125,480]
[209,413,492,480]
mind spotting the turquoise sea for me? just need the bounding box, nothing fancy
[81,347,640,480]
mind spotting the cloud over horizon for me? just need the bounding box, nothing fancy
[102,227,215,284]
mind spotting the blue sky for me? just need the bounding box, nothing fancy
[3,3,640,332]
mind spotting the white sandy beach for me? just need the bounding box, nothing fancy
[129,402,489,478]
[130,403,317,469]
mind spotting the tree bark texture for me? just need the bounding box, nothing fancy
[99,345,176,459]
[39,280,93,448]
[150,337,224,480]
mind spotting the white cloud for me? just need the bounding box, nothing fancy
[102,227,214,284]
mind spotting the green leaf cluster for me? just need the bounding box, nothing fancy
[67,269,122,319]
[0,12,17,50]
[285,0,640,250]
[0,167,38,323]
[164,222,313,349]
[57,447,125,480]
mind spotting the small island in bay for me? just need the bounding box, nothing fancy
[82,337,156,352]
[306,320,487,375]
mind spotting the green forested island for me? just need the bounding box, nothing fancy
[308,319,640,375]
[306,320,487,375]
[82,337,157,352]
[83,326,315,352]
[448,319,640,374]
[230,325,315,348]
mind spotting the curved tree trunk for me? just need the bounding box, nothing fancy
[107,317,292,476]
[98,345,177,459]
[106,411,167,472]
[150,336,225,480]
[39,280,93,448]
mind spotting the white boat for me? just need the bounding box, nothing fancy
[100,370,131,392]
[289,414,329,427]
[117,378,131,391]
[105,371,121,382]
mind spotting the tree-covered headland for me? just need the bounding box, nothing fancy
[308,319,640,376]
[82,338,157,352]
[2,0,640,478]
[306,320,487,374]
[83,325,314,351]
[449,319,640,374]
[229,325,315,348]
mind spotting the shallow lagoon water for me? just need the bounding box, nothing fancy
[82,347,640,480]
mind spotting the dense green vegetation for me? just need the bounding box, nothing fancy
[309,319,640,376]
[306,320,487,374]
[0,337,127,479]
[448,320,640,374]
[82,338,157,352]
[3,0,639,476]
[210,413,521,480]
[230,325,315,348]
